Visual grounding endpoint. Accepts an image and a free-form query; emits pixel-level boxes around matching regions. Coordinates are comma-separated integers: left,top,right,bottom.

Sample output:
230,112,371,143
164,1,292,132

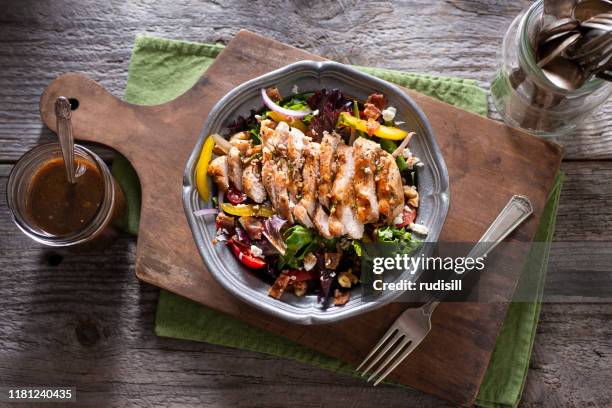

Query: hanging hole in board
68,98,79,111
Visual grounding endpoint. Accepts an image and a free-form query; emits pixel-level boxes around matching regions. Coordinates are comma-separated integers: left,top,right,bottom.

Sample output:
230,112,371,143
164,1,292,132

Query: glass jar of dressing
7,143,125,247
491,0,612,137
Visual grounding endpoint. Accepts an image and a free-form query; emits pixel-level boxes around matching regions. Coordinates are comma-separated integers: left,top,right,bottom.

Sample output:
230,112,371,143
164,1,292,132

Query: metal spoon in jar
573,0,612,23
541,0,579,34
55,96,77,184
537,32,581,68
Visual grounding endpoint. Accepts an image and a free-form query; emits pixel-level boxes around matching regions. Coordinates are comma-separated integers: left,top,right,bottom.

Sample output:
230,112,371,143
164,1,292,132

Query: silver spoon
573,0,612,23
542,56,588,90
538,32,581,68
54,96,77,184
539,18,579,43
542,0,579,34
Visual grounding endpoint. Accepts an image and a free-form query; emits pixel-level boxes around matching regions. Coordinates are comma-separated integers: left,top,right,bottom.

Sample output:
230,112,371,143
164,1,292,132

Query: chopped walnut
268,274,291,299
338,269,359,288
293,281,307,297
266,87,282,102
333,289,351,306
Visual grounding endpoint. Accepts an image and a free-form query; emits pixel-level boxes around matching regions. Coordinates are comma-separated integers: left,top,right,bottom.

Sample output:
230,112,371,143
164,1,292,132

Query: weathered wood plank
1,162,611,407
0,0,609,162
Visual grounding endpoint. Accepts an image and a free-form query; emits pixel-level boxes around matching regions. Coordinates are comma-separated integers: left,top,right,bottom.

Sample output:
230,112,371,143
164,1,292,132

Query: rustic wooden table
1,1,610,407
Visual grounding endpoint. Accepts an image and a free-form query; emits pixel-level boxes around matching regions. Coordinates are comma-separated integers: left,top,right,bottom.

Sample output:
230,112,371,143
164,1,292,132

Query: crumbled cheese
382,106,397,122
394,120,405,125
416,161,425,167
409,223,429,236
402,148,412,159
303,252,317,271
393,214,404,225
291,84,299,94
254,114,262,121
312,109,319,116
364,167,372,174
250,245,264,258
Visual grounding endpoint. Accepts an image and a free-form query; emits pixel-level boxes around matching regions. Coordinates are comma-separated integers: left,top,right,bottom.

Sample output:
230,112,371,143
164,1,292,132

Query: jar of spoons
491,0,612,137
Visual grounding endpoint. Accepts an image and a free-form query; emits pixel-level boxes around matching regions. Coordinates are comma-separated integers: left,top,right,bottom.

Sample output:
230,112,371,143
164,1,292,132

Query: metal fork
356,195,534,386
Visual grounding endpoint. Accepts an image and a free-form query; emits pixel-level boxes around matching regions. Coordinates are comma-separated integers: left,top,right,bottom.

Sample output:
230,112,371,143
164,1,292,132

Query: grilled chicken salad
194,86,428,306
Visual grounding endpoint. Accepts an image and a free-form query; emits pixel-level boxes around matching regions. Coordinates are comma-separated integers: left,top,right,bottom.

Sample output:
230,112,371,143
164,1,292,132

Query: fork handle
422,195,534,315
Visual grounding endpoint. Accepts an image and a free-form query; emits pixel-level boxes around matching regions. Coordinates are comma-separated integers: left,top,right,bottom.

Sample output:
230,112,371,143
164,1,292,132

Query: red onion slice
392,132,416,158
194,208,220,217
260,88,311,118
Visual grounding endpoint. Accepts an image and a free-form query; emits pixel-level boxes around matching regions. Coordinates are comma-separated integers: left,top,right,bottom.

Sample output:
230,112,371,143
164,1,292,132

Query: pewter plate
183,61,450,325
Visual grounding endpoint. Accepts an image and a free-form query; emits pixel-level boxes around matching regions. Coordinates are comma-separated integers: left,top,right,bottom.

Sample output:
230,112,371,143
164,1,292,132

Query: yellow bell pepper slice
338,112,408,140
266,111,308,133
195,136,216,201
221,203,275,217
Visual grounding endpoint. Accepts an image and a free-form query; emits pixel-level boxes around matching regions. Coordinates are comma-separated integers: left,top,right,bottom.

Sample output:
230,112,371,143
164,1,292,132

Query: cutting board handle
40,74,130,152
39,73,216,176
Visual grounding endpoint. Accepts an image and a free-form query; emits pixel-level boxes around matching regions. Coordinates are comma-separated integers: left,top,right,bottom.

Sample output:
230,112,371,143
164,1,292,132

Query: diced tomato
226,187,247,205
398,205,417,227
228,239,266,269
286,269,318,282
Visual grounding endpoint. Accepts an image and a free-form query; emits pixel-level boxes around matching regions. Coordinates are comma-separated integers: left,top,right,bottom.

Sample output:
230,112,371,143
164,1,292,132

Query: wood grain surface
1,1,611,407
36,29,562,407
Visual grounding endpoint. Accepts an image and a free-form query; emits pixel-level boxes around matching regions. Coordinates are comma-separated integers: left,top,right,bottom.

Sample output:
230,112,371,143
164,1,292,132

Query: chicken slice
293,206,314,229
229,131,252,155
227,146,243,191
230,138,251,155
273,158,293,222
261,146,276,205
273,121,291,151
328,144,364,239
299,142,320,217
376,151,405,222
313,204,332,239
287,127,308,204
292,141,319,229
260,119,277,148
353,137,381,223
242,159,267,203
318,131,341,208
207,155,229,192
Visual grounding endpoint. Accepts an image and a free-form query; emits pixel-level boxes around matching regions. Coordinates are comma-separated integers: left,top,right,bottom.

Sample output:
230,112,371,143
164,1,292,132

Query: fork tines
355,324,420,386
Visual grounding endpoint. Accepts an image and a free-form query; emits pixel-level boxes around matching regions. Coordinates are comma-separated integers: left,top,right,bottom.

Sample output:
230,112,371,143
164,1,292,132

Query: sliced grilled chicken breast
228,146,243,191
313,204,332,239
376,151,405,222
274,158,293,222
293,141,320,228
318,131,341,208
242,160,267,203
261,146,276,203
207,155,229,192
287,127,308,204
328,144,364,239
298,142,320,217
230,138,251,155
293,206,315,228
353,137,381,223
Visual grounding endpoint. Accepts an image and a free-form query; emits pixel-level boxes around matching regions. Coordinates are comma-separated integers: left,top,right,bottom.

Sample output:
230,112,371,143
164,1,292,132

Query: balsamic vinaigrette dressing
25,158,104,236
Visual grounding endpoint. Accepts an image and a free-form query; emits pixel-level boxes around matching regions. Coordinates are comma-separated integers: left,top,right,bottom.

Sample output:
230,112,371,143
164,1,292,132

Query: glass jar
491,0,612,137
6,143,125,247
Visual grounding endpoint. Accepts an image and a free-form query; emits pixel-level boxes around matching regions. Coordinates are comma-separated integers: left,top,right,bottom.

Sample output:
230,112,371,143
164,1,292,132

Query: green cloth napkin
115,35,562,408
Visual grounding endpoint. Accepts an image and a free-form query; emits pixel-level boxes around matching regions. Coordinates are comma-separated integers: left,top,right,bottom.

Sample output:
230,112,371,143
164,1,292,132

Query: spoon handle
55,97,76,184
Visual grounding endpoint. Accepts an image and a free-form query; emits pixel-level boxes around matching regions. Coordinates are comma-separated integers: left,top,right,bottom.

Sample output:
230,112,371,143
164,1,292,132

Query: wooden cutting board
39,30,562,406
